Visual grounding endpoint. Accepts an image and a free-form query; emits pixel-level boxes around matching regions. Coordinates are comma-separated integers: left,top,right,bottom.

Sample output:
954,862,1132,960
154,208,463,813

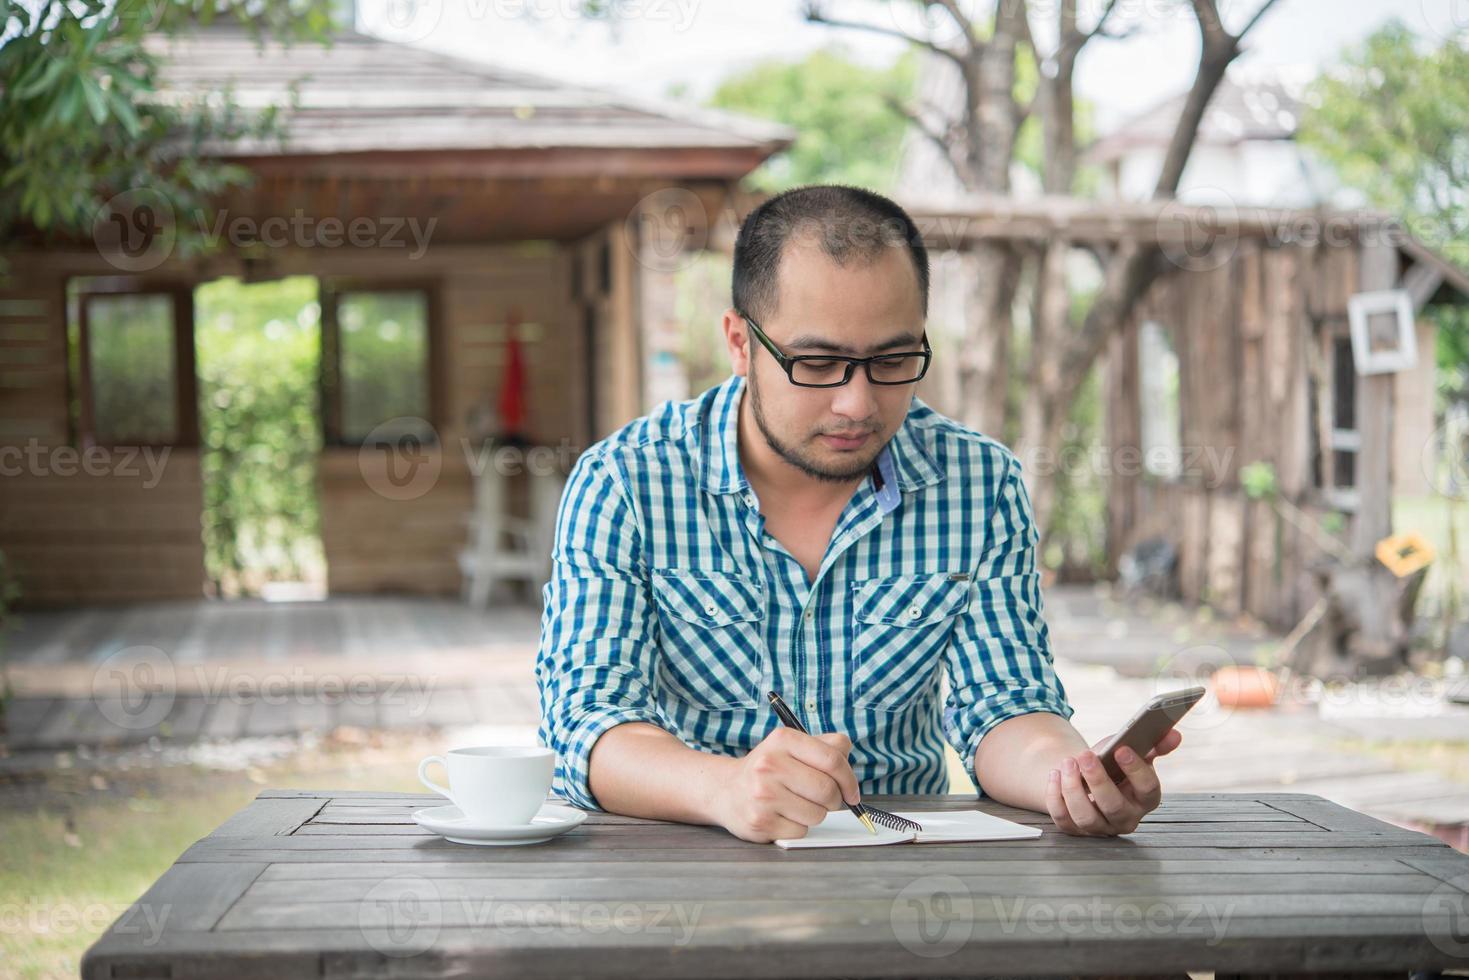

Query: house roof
1085,68,1312,165
147,27,795,167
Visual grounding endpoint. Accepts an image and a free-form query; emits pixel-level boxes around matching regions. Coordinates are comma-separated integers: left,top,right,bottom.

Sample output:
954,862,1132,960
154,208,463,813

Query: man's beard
747,370,879,484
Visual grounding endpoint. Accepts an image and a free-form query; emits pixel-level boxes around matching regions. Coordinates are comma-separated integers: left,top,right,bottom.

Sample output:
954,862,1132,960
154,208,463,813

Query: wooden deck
82,788,1469,978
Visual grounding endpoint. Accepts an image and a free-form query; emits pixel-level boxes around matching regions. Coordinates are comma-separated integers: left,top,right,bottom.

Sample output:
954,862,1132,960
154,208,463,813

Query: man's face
734,234,926,483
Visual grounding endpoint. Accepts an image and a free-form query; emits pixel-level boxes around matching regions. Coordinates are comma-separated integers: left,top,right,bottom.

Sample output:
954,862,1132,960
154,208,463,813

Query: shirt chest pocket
650,569,766,710
849,573,972,710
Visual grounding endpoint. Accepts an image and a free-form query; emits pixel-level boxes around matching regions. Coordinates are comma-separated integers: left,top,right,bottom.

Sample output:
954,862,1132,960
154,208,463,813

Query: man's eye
800,359,840,370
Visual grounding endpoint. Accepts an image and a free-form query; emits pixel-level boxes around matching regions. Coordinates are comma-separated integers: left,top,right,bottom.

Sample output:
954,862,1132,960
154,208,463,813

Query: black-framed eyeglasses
739,312,932,388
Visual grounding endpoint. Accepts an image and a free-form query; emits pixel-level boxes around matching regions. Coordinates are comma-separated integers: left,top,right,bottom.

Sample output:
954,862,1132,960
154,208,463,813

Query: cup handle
418,755,453,802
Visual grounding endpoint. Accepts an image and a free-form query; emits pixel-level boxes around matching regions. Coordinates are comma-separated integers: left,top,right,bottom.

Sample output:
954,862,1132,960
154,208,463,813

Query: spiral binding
860,805,923,833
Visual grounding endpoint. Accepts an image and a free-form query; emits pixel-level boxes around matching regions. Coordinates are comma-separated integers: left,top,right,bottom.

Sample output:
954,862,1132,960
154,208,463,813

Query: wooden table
84,789,1469,979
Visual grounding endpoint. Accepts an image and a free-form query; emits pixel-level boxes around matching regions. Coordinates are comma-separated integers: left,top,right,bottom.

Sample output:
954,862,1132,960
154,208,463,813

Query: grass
0,739,434,980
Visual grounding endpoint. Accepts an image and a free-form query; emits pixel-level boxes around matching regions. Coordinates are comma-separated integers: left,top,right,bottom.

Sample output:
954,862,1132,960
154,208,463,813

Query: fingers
1114,745,1163,811
1059,756,1114,835
1145,728,1183,761
1076,751,1138,830
1045,769,1080,835
780,729,862,806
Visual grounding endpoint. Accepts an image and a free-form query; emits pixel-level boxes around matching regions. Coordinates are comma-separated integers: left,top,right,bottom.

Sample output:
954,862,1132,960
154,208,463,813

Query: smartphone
1095,686,1204,783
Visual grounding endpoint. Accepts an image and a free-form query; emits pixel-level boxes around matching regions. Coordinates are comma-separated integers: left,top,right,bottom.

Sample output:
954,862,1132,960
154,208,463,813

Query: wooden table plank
83,790,1469,980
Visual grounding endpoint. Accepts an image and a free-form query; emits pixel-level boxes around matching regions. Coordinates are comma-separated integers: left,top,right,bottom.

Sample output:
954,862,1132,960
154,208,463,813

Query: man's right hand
711,727,863,843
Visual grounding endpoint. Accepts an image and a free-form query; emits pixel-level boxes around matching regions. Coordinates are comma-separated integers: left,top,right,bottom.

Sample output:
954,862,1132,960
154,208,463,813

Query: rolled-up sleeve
535,449,665,810
942,450,1073,793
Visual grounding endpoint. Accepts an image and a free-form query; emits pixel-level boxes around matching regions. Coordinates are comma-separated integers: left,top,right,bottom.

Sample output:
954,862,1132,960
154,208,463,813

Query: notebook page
773,810,915,849
901,809,1042,843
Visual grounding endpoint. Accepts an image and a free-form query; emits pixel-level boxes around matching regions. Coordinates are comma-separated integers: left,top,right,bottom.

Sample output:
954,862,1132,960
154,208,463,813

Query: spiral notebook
774,808,1042,849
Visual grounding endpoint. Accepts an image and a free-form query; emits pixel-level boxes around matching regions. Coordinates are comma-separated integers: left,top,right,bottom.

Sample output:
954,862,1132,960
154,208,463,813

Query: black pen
766,691,877,835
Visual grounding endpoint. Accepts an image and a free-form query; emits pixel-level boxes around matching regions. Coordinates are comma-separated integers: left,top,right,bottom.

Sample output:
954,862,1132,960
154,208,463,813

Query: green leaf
81,77,108,125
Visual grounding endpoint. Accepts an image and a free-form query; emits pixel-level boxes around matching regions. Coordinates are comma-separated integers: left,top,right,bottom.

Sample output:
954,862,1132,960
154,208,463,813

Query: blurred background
1,0,1467,974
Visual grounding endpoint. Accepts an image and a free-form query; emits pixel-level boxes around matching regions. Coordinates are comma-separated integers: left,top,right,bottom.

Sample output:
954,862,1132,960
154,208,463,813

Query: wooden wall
1103,238,1422,631
0,235,612,604
0,258,207,603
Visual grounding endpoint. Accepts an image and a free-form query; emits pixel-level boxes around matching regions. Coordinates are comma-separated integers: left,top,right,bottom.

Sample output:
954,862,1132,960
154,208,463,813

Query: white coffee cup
418,746,555,826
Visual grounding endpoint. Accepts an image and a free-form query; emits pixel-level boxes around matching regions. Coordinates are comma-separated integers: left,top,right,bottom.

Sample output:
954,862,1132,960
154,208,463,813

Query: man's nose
830,368,879,422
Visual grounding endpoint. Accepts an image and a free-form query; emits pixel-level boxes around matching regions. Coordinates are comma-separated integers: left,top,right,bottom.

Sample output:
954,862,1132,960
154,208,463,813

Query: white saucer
412,803,588,845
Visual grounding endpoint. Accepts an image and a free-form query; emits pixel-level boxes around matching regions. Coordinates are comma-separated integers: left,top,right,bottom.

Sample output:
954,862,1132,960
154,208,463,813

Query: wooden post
1352,238,1396,552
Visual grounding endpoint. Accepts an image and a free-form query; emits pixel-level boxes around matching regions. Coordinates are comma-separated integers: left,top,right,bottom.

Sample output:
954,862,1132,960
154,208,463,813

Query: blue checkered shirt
535,374,1072,809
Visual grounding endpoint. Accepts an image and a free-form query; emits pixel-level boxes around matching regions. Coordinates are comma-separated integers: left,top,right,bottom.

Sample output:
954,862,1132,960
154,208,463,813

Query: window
1308,319,1359,509
321,285,437,446
1138,320,1182,480
75,286,198,447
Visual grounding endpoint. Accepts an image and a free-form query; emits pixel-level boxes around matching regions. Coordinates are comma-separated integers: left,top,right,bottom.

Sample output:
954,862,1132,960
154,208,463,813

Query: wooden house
0,27,791,605
897,197,1468,634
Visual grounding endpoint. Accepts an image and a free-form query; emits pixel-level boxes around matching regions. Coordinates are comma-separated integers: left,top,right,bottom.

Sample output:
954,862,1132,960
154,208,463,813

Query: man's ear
722,309,750,378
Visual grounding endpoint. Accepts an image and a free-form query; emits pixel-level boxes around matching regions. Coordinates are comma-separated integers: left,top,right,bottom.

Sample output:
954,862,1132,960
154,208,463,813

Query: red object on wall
499,308,528,439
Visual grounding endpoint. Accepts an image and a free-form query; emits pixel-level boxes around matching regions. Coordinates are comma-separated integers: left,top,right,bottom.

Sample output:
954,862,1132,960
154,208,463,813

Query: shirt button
805,698,817,712
705,603,718,616
803,609,813,621
743,493,756,507
907,605,922,619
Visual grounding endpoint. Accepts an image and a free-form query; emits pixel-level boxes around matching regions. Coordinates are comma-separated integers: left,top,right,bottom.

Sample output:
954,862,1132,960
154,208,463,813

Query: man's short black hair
731,184,929,325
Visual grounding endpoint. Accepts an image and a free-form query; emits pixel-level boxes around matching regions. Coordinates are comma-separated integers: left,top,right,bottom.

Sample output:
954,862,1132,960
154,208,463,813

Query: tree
1298,21,1469,414
804,0,1281,538
708,45,918,193
0,0,335,253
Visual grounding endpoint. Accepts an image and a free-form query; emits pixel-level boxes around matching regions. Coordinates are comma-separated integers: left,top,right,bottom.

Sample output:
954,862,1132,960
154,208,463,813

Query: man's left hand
1044,729,1183,836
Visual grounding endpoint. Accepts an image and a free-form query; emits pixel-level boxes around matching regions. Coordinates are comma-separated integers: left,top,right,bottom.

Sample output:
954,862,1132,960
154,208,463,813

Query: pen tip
861,813,877,834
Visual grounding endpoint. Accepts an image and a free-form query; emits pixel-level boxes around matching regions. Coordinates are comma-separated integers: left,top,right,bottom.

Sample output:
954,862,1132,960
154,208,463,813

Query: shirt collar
698,374,943,497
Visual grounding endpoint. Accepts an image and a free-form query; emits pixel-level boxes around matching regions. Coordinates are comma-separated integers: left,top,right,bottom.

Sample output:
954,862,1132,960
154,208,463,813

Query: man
536,184,1180,843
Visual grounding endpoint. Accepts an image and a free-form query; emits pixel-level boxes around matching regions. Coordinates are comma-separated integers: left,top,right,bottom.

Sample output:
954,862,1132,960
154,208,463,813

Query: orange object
1212,665,1279,708
1375,531,1435,578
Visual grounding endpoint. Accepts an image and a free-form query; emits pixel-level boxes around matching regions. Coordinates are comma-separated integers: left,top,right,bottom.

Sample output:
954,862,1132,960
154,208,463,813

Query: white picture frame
1347,289,1417,375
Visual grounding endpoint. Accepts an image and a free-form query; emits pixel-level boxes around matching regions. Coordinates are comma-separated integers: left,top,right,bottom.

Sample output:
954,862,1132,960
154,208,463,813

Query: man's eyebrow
785,332,924,355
